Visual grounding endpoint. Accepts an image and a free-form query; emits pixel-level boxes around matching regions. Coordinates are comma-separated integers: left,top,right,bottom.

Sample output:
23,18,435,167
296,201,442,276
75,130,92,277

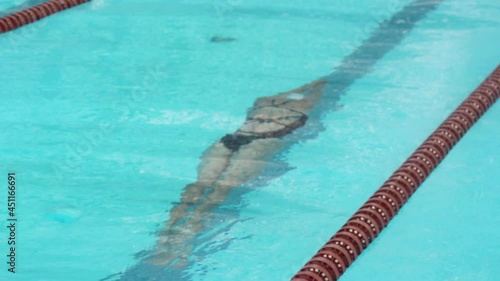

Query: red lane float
0,0,90,34
291,65,500,281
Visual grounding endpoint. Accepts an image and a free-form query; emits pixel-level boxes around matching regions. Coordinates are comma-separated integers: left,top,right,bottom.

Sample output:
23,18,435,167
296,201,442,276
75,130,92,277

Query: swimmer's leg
149,139,283,267
167,141,232,228
183,138,284,228
145,142,233,267
197,141,234,186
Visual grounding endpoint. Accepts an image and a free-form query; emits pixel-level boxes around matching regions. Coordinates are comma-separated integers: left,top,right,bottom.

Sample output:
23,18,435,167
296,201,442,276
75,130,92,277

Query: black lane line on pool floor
317,0,444,114
109,1,444,281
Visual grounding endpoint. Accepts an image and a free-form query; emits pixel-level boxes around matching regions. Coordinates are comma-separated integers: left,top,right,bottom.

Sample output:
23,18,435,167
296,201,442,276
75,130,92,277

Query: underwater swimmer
144,78,328,267
112,1,445,278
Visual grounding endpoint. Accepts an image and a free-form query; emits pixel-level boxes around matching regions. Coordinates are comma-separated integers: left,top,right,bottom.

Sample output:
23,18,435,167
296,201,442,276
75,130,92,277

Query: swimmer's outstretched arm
147,78,328,267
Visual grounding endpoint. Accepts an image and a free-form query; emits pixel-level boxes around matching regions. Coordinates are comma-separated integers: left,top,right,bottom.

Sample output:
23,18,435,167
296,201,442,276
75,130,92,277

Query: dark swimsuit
221,101,308,151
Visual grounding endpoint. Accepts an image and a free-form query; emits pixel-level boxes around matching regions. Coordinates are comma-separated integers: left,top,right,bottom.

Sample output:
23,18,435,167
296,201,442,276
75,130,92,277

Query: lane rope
0,0,91,34
291,65,500,281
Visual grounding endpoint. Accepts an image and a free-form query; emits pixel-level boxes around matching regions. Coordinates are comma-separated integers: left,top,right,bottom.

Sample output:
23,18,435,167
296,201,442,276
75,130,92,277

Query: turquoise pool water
0,0,499,280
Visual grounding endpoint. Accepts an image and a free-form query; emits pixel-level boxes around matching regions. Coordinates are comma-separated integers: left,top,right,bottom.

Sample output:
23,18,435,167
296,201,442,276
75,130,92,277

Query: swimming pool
0,0,499,280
